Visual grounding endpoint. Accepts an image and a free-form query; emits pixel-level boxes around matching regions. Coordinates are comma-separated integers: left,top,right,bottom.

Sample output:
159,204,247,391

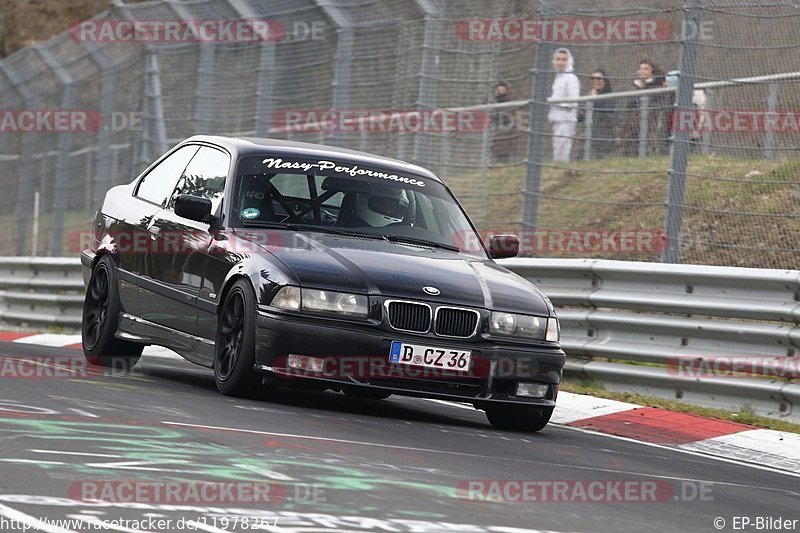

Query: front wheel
214,279,263,397
485,405,553,432
82,255,143,370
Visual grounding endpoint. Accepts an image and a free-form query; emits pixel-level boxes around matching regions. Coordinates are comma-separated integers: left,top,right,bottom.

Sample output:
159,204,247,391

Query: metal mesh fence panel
0,0,797,268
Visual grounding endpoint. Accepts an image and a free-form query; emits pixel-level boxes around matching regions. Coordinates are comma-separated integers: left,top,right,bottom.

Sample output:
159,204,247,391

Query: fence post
34,45,76,257
522,0,556,231
315,1,352,146
413,1,443,166
194,44,217,134
764,82,779,160
637,95,650,158
582,101,594,161
0,63,37,256
81,40,117,209
254,43,277,136
662,0,702,264
144,47,168,165
701,89,712,156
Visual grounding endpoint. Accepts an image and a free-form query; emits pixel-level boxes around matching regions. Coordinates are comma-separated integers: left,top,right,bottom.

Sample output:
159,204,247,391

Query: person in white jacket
547,47,580,163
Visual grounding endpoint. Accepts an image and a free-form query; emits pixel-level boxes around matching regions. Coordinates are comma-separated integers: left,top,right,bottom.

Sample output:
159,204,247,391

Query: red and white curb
551,392,800,474
2,331,799,474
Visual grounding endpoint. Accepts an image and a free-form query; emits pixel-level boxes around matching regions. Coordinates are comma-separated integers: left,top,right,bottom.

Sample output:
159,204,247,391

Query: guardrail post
582,101,594,161
522,0,556,230
662,0,701,263
764,82,779,160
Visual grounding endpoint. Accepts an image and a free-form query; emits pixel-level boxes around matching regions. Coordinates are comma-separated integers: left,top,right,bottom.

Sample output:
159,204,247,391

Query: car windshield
232,154,486,257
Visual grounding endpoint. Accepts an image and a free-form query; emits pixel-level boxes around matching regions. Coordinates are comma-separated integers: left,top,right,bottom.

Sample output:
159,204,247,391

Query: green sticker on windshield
241,207,260,219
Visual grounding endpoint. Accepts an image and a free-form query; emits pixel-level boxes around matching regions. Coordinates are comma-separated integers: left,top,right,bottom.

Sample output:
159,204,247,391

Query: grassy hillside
446,155,800,269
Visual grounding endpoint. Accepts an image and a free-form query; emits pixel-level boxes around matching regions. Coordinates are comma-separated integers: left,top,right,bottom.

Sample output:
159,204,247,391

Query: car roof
183,135,442,183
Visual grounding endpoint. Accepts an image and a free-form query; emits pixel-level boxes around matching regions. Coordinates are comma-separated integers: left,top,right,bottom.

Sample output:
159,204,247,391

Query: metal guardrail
2,257,799,422
501,258,800,423
0,257,83,328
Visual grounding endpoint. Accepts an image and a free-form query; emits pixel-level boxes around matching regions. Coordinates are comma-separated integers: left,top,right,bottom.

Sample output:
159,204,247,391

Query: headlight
489,312,545,339
546,317,560,342
270,286,368,318
271,286,301,310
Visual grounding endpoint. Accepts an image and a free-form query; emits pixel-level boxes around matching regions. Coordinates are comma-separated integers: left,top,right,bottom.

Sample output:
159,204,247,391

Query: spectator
665,70,708,149
617,59,670,156
547,48,580,165
579,69,615,159
489,81,519,164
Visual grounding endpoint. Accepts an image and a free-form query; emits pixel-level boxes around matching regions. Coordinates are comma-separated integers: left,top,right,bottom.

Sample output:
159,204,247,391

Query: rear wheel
485,405,553,432
214,279,263,397
82,255,143,370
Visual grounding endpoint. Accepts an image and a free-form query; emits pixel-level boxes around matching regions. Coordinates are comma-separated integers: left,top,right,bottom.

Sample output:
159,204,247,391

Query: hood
553,47,575,73
236,229,552,317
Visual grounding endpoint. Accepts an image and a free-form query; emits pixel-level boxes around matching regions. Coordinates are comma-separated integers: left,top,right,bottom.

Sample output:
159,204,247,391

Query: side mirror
174,194,213,223
489,234,520,259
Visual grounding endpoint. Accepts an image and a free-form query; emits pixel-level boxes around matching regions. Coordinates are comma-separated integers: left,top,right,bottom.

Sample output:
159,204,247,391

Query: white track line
0,502,78,533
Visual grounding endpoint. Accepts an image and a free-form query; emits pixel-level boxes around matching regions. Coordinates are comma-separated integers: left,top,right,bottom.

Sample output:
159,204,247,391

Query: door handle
148,225,160,240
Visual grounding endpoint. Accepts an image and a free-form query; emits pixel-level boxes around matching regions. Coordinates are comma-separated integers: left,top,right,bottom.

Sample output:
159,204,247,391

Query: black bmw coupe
81,136,565,431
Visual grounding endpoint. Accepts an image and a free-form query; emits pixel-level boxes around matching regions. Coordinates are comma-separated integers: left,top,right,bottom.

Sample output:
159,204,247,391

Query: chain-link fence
0,0,798,268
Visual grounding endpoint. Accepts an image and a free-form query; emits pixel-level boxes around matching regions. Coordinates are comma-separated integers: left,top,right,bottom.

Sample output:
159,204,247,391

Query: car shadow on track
136,359,490,430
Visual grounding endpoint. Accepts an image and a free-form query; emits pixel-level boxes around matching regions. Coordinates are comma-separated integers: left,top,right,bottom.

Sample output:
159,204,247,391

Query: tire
485,405,553,432
82,255,143,370
343,387,392,400
214,279,263,397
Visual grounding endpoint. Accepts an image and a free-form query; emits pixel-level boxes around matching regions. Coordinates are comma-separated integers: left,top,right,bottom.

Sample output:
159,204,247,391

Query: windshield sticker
240,207,261,219
261,158,426,187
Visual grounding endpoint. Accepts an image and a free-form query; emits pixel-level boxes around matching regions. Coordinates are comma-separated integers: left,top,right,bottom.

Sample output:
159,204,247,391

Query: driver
352,188,409,227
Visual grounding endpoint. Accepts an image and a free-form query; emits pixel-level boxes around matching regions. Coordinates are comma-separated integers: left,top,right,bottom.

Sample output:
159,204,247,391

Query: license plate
389,341,471,371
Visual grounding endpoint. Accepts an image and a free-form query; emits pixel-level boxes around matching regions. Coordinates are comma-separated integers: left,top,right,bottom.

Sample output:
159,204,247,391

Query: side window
168,146,230,213
135,145,199,205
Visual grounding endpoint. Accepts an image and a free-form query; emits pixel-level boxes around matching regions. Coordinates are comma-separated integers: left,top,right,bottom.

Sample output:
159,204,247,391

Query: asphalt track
0,340,798,533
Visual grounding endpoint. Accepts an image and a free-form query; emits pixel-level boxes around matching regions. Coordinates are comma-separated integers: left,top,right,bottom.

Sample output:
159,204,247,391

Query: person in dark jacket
489,82,521,164
580,69,615,159
617,60,669,156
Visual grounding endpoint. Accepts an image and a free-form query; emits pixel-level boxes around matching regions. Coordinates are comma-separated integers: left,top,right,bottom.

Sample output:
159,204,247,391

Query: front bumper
253,309,565,409
80,249,95,288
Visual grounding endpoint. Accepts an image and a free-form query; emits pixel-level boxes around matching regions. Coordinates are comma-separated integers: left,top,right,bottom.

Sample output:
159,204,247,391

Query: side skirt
116,313,215,368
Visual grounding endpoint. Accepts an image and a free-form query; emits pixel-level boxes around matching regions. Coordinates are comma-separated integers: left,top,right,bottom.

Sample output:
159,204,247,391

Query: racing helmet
354,188,409,226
